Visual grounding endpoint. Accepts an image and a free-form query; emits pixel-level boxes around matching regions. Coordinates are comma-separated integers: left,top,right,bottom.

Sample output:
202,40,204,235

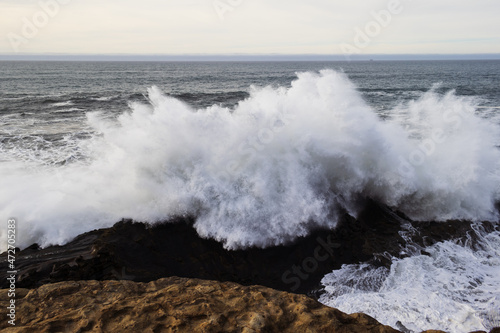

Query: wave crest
1,70,499,250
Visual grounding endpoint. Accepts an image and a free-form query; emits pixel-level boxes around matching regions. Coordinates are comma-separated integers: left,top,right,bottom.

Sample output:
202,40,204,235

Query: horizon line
1,53,500,61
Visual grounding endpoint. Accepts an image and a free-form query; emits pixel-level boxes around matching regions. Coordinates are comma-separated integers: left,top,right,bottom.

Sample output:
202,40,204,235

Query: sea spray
319,224,500,332
1,70,500,250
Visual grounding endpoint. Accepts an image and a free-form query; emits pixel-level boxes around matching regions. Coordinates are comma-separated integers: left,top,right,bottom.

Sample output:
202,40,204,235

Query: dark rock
396,320,412,333
1,200,496,296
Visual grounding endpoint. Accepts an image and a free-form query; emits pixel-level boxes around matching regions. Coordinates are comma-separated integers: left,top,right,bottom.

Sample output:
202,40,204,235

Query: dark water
2,60,499,110
1,60,499,154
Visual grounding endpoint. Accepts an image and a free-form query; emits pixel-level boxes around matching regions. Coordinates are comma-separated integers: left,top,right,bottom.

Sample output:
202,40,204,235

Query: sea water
1,60,499,331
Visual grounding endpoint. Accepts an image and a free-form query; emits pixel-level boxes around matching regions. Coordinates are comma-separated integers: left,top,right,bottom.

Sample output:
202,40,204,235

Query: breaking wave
1,70,500,250
319,224,500,332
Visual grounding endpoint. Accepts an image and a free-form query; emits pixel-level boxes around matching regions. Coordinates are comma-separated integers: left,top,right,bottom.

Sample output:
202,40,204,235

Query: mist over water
1,69,500,250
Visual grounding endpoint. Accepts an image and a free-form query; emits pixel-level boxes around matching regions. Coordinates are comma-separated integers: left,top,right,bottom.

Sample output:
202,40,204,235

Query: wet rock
1,200,496,296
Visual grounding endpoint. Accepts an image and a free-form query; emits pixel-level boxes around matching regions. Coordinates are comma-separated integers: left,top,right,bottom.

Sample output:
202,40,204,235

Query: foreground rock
0,277,399,333
2,201,494,296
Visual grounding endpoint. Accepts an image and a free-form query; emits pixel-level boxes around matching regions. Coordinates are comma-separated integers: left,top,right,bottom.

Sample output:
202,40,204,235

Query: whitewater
1,69,500,331
320,222,500,332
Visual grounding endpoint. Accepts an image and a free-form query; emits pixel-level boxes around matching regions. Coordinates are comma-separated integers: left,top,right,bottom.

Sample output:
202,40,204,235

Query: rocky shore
2,201,495,294
1,201,498,332
0,277,401,333
1,277,498,333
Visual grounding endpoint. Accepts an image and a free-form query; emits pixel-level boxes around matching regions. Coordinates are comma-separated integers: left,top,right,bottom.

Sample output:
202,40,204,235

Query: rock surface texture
0,277,400,333
1,277,498,333
2,201,495,296
1,201,498,332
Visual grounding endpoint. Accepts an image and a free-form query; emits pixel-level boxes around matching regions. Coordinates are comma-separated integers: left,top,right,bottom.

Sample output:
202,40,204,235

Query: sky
1,0,500,57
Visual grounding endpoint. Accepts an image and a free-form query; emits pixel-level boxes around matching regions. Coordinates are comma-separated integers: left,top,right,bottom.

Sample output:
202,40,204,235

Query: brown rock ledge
0,277,399,333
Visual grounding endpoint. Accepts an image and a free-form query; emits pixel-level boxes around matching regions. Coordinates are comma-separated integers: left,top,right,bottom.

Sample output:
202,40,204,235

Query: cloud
1,0,499,54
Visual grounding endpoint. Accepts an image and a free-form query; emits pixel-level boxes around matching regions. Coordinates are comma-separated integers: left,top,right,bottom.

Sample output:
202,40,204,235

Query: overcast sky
1,0,499,56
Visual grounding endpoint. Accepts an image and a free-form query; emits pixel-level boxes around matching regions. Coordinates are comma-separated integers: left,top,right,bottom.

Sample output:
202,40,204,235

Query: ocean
1,60,500,332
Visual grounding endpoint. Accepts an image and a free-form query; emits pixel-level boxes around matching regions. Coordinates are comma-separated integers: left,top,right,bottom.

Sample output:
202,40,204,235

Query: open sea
1,60,500,332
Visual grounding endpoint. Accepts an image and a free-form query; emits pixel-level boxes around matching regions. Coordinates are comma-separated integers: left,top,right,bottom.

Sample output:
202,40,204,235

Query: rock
0,277,400,333
1,200,495,296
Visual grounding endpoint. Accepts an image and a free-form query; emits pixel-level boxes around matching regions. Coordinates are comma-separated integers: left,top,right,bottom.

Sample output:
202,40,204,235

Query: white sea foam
51,101,74,107
319,224,500,332
1,70,500,251
51,107,84,113
92,96,115,101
